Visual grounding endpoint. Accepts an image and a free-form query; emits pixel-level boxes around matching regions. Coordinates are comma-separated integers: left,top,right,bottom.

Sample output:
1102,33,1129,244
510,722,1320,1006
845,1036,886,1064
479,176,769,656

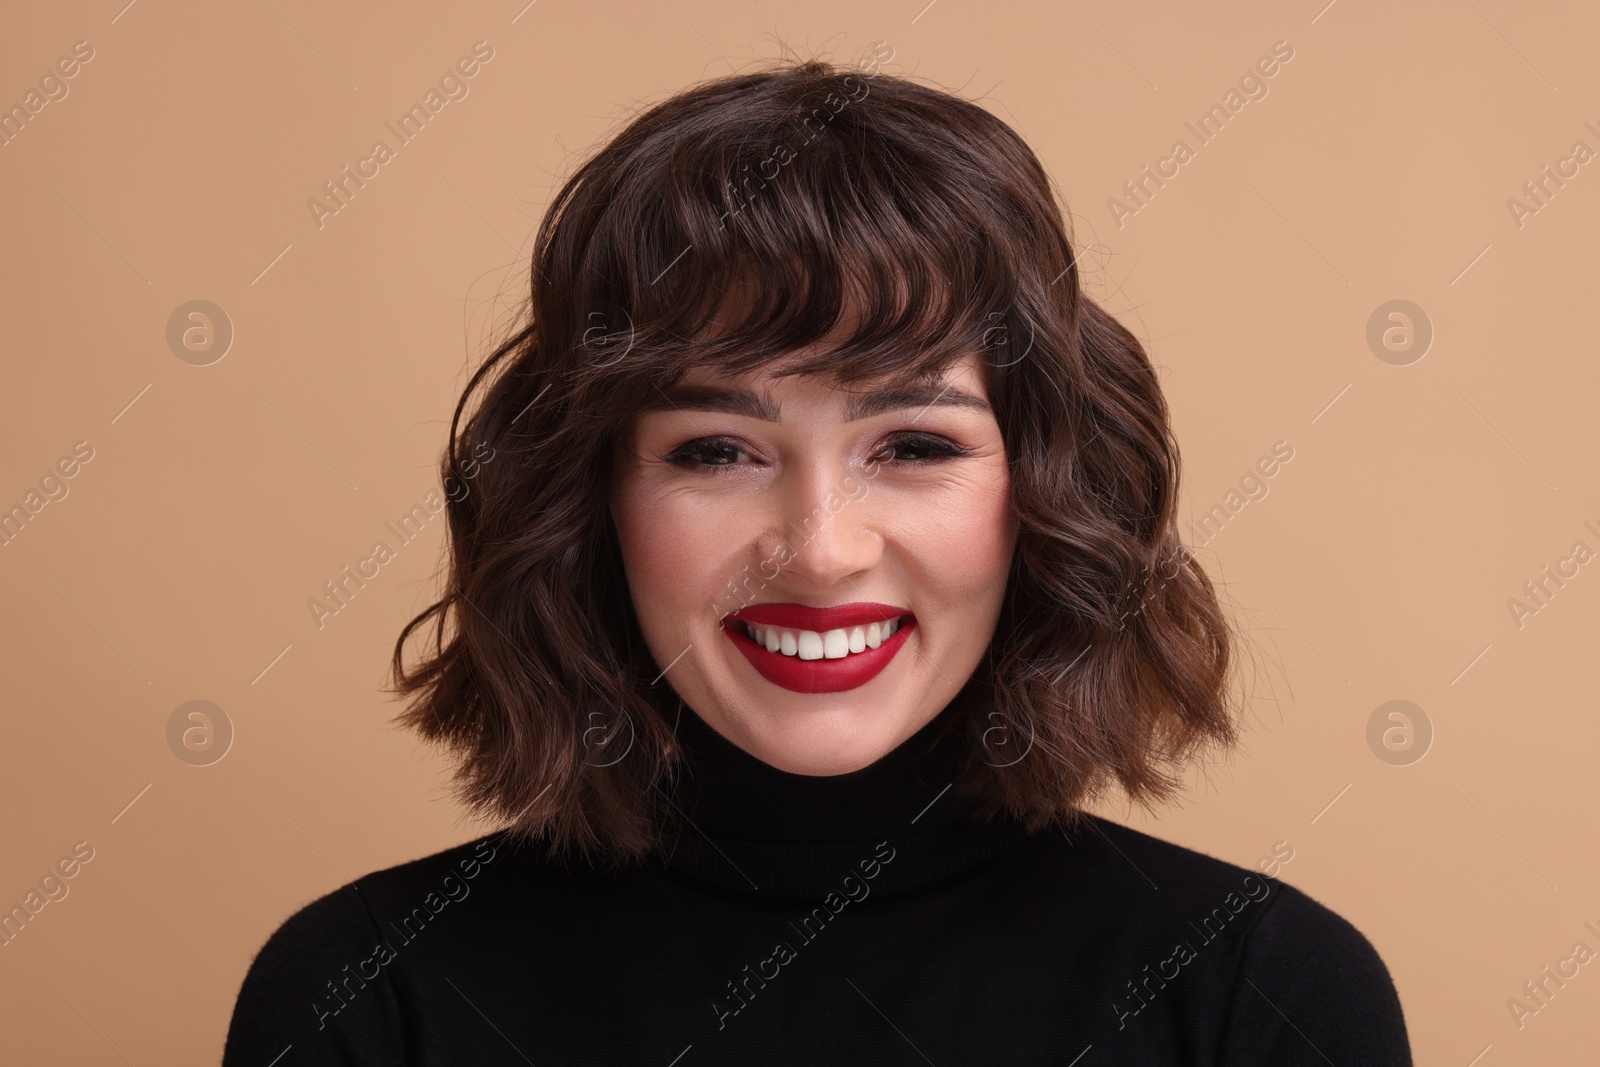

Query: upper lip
725,601,911,632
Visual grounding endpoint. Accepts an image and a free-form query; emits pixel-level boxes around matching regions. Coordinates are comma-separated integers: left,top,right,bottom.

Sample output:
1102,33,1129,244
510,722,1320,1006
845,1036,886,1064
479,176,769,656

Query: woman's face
609,351,1017,775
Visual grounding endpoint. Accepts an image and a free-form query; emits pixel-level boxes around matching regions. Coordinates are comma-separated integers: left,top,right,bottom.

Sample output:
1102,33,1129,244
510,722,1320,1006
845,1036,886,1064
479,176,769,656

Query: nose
759,457,881,589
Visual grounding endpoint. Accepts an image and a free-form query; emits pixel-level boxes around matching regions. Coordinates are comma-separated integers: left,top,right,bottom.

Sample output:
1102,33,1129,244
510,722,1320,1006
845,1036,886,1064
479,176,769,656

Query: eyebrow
643,381,992,423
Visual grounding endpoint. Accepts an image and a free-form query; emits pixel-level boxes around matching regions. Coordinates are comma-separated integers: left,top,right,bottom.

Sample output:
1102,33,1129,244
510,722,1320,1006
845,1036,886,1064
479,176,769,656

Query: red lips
721,602,916,694
725,601,909,631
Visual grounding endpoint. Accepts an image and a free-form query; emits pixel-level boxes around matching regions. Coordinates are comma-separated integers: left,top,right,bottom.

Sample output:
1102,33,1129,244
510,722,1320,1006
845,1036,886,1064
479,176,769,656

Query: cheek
613,479,752,621
894,468,1015,603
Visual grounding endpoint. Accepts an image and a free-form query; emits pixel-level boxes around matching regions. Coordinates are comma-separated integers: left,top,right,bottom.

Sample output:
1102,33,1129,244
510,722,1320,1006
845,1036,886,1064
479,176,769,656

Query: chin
733,704,917,777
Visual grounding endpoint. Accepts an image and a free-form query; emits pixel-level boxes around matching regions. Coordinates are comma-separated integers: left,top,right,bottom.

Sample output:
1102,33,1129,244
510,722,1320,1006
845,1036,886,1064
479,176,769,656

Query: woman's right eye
661,437,751,471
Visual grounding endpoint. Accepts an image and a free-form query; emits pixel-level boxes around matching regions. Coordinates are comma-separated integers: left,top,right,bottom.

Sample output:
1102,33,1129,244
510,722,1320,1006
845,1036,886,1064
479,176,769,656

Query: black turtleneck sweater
223,704,1413,1065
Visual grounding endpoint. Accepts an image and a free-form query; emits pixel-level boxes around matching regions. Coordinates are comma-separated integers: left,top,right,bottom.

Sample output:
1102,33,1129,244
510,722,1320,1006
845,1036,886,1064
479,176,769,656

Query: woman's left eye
871,433,971,465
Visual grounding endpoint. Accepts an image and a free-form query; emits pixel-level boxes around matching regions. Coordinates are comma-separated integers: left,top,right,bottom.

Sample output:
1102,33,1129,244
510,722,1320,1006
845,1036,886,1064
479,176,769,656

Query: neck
653,698,1034,899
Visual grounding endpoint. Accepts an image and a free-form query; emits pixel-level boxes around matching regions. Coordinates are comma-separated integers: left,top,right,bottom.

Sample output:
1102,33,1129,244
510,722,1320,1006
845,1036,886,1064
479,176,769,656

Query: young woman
224,55,1412,1065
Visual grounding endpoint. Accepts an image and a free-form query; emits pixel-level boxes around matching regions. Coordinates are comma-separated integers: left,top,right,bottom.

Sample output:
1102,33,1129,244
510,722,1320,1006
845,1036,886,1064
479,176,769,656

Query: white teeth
741,618,907,659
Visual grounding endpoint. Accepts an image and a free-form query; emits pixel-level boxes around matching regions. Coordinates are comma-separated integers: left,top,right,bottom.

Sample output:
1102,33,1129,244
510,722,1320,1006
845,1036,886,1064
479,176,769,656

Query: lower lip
723,617,917,694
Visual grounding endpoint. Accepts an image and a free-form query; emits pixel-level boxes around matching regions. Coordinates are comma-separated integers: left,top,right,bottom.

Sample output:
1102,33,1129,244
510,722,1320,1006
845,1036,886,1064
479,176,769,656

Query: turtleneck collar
652,699,1035,900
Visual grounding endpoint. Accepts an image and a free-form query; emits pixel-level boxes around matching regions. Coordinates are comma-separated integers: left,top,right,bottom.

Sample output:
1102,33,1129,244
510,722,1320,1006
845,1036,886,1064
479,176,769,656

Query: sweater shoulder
222,833,508,1065
223,878,396,1064
330,832,508,914
251,833,506,944
1218,880,1413,1063
1056,819,1411,1060
1069,818,1399,974
1063,815,1279,906
1245,878,1399,975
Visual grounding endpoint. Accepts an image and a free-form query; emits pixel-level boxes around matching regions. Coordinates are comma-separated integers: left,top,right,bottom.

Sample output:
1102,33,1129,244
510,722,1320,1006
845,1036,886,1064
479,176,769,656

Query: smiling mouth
721,608,917,694
735,615,911,660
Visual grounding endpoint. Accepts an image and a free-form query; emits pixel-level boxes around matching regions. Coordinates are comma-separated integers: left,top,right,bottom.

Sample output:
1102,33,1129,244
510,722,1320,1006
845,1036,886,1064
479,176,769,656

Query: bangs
555,61,1056,393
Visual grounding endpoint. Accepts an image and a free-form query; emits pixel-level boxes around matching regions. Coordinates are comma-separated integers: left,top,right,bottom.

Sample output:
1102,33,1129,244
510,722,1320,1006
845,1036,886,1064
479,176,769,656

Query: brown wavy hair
389,52,1243,865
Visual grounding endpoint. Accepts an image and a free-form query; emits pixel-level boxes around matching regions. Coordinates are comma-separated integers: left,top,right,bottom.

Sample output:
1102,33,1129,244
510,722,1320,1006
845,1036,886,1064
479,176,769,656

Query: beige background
2,0,1596,1062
